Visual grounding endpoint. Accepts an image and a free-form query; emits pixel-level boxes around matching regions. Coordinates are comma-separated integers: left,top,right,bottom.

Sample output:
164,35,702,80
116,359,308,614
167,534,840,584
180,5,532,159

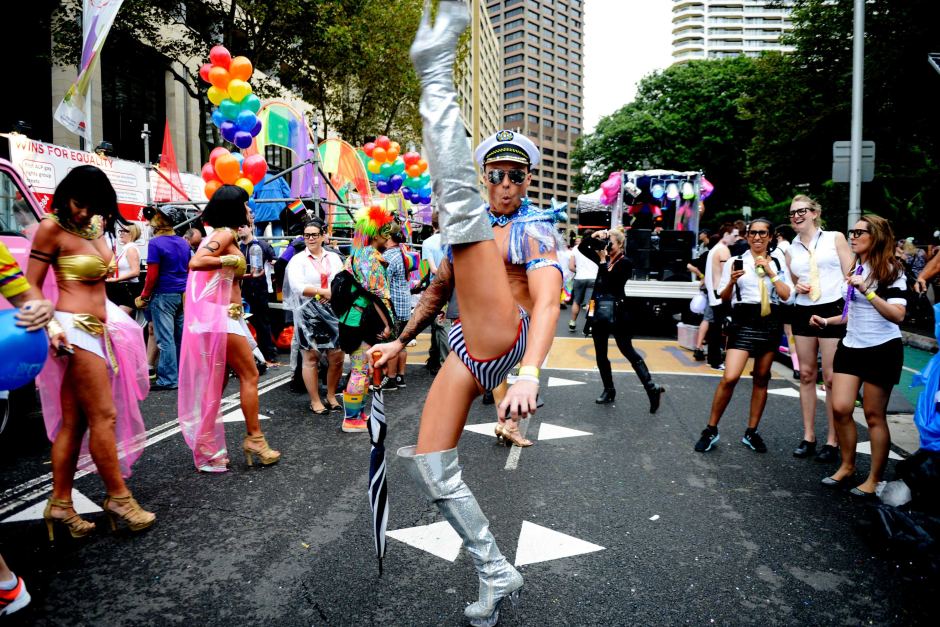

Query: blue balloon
211,109,225,129
232,152,245,166
236,110,257,132
419,194,431,205
0,310,48,390
376,181,391,194
402,188,413,200
221,121,237,142
234,131,253,149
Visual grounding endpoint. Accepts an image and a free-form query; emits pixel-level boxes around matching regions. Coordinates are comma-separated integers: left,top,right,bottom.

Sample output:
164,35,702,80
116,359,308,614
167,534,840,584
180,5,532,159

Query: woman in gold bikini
27,165,155,540
178,185,280,472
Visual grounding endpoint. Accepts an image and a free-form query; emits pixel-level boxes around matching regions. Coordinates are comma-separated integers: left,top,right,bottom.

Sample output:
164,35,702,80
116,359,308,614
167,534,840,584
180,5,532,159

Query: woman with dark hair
695,218,793,454
811,214,907,497
178,185,280,472
27,165,155,539
580,227,665,411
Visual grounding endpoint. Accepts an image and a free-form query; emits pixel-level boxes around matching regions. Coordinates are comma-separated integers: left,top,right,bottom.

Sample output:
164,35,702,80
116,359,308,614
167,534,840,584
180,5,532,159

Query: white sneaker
407,339,417,347
0,575,30,616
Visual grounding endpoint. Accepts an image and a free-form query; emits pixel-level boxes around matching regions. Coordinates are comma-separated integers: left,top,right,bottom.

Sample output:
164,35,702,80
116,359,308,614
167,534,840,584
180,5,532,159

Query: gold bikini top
54,254,116,282
232,255,247,279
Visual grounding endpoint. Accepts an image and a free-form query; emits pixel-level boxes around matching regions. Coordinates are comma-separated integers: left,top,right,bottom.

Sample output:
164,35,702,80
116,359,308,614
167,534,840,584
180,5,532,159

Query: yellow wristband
865,291,876,301
518,365,540,378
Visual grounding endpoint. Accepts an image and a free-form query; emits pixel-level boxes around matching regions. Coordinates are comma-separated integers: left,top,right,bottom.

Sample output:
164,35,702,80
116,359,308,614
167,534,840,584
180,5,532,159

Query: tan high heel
243,434,281,466
494,421,533,448
102,493,156,532
43,498,96,542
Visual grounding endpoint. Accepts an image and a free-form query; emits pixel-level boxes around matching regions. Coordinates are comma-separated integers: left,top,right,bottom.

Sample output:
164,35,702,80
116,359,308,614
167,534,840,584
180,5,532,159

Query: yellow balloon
227,79,252,103
207,86,228,106
367,159,381,174
234,177,254,196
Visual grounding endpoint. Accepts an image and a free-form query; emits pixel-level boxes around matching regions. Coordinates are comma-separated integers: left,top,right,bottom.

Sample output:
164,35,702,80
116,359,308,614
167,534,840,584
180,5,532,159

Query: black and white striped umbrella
367,355,388,574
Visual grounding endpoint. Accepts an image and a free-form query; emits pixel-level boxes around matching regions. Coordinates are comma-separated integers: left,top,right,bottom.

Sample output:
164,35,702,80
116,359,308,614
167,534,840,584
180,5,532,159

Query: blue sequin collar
488,197,532,227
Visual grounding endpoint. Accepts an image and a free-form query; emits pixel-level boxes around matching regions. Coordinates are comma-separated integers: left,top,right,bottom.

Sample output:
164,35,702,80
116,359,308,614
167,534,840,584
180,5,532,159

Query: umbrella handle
371,351,383,387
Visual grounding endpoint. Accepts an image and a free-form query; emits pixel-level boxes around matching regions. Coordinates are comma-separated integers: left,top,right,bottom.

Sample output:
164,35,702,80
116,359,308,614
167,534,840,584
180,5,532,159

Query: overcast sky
582,0,674,134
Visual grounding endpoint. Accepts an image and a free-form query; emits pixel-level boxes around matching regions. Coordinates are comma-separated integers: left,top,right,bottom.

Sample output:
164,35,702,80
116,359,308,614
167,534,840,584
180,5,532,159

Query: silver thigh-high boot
398,445,522,626
410,0,493,247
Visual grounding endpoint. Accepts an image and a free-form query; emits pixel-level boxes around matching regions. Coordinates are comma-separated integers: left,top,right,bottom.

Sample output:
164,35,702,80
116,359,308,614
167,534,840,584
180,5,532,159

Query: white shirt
788,229,845,306
116,242,139,283
572,247,598,281
719,249,792,308
775,239,790,256
704,242,729,306
842,262,906,348
285,248,344,305
557,248,574,282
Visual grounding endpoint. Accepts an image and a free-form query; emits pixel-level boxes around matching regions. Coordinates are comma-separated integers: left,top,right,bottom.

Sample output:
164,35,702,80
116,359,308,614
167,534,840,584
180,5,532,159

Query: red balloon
363,142,376,157
209,45,231,69
402,151,420,166
242,154,268,185
199,63,213,83
375,135,391,150
201,162,219,183
209,146,229,167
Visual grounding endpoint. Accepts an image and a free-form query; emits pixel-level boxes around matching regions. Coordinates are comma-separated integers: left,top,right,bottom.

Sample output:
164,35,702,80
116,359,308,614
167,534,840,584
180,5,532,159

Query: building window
505,78,523,88
528,115,539,124
505,89,524,99
527,56,539,67
543,158,554,167
543,39,554,50
527,67,540,77
504,18,523,29
506,53,523,65
557,151,568,159
543,148,554,156
505,113,524,124
506,101,524,110
505,7,524,19
528,80,539,89
556,172,568,180
505,30,524,42
527,90,539,100
542,84,553,94
543,119,554,127
528,102,539,111
527,32,540,44
543,96,554,106
505,66,523,76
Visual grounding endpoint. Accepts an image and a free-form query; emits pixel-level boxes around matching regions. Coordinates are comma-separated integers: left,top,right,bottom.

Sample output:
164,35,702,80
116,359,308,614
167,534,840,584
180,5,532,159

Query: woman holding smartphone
695,218,792,454
811,215,906,497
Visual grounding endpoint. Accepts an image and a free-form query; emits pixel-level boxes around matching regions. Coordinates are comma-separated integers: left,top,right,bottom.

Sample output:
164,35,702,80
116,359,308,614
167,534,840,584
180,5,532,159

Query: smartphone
732,259,744,272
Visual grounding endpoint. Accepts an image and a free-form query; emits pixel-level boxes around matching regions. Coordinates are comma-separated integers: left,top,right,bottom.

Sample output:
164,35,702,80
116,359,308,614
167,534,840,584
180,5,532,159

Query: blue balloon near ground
211,110,225,129
0,310,48,391
234,131,253,149
221,121,237,142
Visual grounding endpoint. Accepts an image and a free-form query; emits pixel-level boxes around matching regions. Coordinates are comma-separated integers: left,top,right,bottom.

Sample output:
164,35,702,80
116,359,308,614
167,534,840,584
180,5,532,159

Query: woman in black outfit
581,228,665,412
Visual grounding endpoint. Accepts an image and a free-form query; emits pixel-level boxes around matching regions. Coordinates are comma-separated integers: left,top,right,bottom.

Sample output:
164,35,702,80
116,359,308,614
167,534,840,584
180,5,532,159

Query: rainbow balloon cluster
200,45,262,150
201,146,267,198
363,137,431,203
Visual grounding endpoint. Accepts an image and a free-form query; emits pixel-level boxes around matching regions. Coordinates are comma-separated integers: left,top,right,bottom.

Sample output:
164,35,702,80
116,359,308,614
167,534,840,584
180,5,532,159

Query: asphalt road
0,319,935,626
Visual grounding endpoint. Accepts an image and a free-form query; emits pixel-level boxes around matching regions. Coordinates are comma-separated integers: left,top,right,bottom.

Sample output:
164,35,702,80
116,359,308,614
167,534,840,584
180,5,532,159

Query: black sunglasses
848,229,870,238
486,168,527,186
747,229,770,237
788,207,811,217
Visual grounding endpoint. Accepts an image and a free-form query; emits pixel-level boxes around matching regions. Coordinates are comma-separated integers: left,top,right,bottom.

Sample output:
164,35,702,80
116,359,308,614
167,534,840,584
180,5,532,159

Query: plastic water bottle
249,244,262,274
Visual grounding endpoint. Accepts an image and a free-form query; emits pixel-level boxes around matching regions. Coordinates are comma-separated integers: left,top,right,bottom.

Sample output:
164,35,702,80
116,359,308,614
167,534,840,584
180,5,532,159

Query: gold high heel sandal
102,493,156,532
243,434,281,466
43,498,96,542
494,422,533,448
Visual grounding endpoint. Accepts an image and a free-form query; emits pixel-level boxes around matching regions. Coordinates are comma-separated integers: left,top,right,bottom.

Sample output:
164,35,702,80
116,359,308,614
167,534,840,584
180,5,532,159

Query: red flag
154,119,188,202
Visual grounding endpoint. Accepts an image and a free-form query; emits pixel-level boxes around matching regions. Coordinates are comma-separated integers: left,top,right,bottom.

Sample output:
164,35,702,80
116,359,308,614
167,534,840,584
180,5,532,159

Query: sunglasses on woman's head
848,229,870,238
486,168,527,186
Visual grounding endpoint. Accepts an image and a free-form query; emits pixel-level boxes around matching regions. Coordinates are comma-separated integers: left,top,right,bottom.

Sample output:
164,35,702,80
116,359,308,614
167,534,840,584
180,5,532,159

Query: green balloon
219,99,240,120
242,94,261,114
418,172,431,187
380,162,394,177
391,158,406,175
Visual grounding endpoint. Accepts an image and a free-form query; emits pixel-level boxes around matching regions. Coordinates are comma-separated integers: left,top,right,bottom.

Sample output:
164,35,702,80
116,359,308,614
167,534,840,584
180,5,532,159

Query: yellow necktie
808,249,821,302
756,258,771,317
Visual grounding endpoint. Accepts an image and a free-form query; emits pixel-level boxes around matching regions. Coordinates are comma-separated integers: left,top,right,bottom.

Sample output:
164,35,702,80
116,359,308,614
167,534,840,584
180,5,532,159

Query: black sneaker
693,348,706,362
694,427,719,452
793,439,816,458
814,444,839,463
379,376,398,391
394,375,406,388
742,429,767,453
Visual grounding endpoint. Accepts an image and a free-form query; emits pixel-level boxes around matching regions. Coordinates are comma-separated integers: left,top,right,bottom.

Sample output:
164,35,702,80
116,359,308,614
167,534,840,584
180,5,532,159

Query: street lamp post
847,0,865,229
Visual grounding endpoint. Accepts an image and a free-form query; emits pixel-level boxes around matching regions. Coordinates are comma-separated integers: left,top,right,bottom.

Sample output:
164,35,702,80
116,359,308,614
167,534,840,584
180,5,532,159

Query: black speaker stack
627,229,694,281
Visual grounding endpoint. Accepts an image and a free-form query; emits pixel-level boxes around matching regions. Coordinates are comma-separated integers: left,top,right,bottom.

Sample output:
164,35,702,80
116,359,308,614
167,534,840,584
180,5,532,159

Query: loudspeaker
627,229,651,252
659,230,695,254
577,211,611,230
630,249,650,270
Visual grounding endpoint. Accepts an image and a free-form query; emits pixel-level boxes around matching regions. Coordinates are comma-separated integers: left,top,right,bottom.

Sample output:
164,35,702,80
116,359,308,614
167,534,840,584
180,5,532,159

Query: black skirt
726,304,782,356
791,299,847,339
833,338,903,389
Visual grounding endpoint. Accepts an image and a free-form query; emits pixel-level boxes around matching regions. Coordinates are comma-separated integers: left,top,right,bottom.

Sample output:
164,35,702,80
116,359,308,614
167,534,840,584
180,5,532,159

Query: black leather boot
634,361,665,413
595,388,616,404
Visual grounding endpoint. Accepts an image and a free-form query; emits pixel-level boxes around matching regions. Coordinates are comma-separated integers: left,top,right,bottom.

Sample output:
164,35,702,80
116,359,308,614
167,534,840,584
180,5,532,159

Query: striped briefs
448,306,529,391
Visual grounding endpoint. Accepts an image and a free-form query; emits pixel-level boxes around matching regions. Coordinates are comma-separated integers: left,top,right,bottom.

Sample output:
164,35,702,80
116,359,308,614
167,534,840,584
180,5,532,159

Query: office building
672,0,795,65
457,1,502,149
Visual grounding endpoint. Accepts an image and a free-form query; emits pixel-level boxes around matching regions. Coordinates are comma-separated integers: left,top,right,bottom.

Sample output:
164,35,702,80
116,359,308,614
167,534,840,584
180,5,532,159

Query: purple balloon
402,188,413,200
234,131,253,149
376,181,391,194
221,120,237,142
389,175,404,191
251,118,262,137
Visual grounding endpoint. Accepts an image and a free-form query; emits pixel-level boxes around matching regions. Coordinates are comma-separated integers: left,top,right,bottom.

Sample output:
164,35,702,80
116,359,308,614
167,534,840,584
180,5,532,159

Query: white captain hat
474,130,540,169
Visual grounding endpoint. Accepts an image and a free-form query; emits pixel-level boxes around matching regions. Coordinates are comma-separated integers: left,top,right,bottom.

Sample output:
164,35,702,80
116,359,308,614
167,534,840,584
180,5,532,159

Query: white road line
503,419,531,471
0,371,293,515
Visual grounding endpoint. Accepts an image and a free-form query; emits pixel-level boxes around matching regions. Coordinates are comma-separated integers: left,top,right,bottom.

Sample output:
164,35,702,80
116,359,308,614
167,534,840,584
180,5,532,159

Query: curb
902,329,937,353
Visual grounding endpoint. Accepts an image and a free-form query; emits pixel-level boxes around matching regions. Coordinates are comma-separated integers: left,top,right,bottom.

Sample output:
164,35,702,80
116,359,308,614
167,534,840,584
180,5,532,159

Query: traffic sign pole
848,0,865,229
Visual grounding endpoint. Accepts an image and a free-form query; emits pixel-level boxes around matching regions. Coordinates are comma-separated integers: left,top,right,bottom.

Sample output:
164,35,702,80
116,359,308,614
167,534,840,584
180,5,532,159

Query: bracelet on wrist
513,374,540,385
518,365,540,378
46,319,65,337
865,291,876,301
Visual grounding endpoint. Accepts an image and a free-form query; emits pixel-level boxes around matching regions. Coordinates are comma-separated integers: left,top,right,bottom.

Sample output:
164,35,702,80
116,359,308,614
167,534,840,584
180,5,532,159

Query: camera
584,236,606,251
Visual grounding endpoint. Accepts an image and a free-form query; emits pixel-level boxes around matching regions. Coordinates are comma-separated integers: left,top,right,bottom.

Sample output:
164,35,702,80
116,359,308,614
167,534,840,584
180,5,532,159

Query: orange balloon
229,56,253,82
372,147,387,162
214,154,240,184
386,146,400,162
205,180,222,198
234,177,255,196
417,158,428,173
406,164,421,178
390,141,401,154
208,66,231,90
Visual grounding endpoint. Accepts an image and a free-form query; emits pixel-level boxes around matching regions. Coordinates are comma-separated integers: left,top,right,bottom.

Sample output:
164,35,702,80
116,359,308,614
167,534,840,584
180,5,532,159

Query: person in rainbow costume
371,2,564,624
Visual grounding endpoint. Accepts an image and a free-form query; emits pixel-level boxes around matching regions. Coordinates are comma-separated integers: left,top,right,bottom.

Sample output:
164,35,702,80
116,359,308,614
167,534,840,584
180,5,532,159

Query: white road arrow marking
387,521,463,562
856,440,903,460
536,423,592,441
514,521,605,567
546,376,586,388
221,409,271,423
464,422,499,438
1,489,102,524
768,387,825,400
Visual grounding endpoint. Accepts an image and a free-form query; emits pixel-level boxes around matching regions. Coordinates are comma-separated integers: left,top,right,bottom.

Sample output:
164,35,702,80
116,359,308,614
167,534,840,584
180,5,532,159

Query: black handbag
593,297,616,324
